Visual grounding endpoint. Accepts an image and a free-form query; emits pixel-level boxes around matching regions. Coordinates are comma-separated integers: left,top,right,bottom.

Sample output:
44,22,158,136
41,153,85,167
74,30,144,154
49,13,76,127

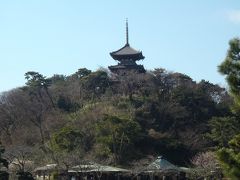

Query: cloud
227,10,240,24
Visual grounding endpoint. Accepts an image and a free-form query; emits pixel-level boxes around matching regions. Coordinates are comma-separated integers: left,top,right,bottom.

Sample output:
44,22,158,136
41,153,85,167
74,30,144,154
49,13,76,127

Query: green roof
147,156,181,172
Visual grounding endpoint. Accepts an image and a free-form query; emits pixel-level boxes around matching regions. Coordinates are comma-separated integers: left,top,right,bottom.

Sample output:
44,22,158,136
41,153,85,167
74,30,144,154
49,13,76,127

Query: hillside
0,68,233,168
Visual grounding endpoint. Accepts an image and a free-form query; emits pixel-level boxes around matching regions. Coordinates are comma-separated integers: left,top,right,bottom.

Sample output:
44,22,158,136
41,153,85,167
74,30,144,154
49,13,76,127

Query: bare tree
0,90,26,145
190,151,222,179
115,71,153,101
4,145,34,174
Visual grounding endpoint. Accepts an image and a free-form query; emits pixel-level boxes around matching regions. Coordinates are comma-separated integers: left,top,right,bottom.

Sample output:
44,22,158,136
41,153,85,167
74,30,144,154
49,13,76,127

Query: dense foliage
217,135,240,179
0,66,233,170
217,38,240,179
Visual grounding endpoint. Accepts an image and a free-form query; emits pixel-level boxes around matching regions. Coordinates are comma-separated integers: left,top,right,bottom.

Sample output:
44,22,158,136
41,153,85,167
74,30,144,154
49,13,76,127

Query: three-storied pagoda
109,20,145,75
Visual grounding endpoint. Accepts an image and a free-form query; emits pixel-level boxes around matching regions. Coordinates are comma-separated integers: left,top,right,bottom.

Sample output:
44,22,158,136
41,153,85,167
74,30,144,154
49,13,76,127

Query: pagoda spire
109,19,145,74
126,18,129,45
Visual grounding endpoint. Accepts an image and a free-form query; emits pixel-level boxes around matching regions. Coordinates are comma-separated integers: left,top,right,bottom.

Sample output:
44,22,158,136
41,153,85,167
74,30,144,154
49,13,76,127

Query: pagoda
108,20,145,74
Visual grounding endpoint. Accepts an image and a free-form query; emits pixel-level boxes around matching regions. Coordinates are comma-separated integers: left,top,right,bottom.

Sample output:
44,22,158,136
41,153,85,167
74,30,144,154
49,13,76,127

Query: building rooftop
110,44,144,61
110,19,145,61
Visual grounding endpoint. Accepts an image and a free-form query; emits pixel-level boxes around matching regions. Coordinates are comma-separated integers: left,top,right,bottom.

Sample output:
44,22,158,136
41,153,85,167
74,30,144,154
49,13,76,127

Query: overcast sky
0,0,240,92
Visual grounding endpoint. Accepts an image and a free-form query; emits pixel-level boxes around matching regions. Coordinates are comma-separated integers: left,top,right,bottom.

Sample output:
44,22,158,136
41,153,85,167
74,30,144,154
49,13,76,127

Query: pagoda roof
110,44,145,61
110,19,145,61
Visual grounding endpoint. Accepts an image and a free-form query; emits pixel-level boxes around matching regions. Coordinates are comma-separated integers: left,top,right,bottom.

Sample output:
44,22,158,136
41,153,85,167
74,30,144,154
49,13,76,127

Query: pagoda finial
126,18,129,45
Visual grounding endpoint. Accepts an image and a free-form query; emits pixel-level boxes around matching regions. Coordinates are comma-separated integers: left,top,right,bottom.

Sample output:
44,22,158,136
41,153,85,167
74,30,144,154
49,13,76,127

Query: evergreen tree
218,38,240,178
207,116,240,147
217,134,240,179
96,115,141,164
218,38,240,112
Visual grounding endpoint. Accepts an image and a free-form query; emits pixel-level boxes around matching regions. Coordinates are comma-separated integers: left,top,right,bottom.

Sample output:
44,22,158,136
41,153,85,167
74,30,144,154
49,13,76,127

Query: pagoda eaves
110,44,145,61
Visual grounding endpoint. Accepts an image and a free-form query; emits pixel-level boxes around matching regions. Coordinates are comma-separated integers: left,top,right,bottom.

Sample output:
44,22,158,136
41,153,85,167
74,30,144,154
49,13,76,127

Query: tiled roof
110,44,144,61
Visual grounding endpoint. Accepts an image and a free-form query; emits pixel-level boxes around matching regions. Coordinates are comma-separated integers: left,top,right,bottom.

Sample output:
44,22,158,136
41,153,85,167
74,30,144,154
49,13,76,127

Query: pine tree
218,38,240,179
218,38,240,112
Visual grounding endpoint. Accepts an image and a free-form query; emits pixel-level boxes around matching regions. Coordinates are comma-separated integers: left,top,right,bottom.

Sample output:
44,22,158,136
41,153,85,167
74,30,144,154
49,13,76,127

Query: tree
190,151,222,179
74,68,92,79
24,71,54,108
48,74,66,85
22,72,57,150
207,116,240,147
5,146,33,173
57,95,79,112
49,126,89,173
81,70,110,99
5,145,34,180
25,71,50,87
0,142,9,180
217,134,240,179
218,38,240,112
52,126,83,153
217,38,240,179
0,90,23,145
96,115,141,164
116,72,152,101
172,86,216,123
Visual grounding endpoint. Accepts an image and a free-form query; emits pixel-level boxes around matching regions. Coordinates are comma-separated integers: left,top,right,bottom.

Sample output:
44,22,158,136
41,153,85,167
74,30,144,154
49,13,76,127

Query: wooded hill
0,67,236,168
